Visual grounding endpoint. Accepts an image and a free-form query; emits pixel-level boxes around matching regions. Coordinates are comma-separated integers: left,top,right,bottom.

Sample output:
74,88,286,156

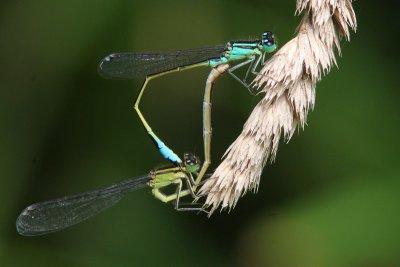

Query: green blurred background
1,1,399,266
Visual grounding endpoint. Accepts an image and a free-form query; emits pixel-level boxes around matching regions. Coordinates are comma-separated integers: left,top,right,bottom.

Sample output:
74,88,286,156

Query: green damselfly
16,153,202,236
98,31,277,192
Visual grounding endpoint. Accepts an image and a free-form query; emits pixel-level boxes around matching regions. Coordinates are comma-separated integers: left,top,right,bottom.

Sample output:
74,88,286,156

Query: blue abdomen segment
149,132,182,165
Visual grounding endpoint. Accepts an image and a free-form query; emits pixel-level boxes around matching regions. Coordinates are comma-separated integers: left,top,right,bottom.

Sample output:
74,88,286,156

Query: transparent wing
16,175,150,236
98,45,227,79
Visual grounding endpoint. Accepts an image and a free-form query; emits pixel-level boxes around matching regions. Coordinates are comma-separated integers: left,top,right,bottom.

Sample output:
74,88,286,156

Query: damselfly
16,153,202,236
98,31,277,191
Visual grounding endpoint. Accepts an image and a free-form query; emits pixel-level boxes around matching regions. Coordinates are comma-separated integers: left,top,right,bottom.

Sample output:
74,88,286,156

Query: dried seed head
199,0,357,215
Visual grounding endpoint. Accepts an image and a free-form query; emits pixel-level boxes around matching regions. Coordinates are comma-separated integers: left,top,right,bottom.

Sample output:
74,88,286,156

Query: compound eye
184,153,196,165
262,31,275,45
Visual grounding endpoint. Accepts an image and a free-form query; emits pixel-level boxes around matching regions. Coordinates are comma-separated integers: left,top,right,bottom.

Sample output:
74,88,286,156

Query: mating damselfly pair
16,32,277,236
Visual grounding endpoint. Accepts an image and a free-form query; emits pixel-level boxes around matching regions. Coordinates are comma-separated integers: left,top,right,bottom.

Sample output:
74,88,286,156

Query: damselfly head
183,152,201,173
262,31,277,53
